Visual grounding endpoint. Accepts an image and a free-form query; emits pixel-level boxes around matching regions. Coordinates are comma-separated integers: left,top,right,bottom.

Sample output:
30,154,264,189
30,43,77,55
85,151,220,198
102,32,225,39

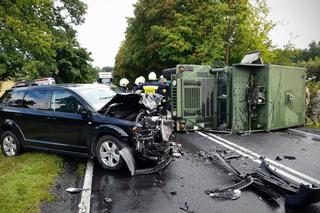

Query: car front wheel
95,135,126,170
1,131,22,157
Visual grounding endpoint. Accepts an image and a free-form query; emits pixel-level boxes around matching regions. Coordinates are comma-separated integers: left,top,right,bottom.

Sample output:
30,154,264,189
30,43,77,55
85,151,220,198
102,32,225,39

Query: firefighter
132,76,145,92
158,75,170,107
136,72,161,94
119,78,129,92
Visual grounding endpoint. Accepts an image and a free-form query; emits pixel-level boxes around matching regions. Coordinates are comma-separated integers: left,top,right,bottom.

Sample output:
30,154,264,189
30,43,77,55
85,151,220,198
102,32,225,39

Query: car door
19,89,53,147
48,89,90,153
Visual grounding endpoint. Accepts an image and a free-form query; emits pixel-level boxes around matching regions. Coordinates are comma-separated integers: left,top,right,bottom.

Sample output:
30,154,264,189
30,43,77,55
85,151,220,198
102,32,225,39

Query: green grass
76,163,86,177
0,152,62,213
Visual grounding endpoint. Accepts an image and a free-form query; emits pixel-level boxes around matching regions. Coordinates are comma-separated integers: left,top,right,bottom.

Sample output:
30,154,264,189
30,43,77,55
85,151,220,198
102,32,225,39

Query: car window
51,90,81,114
23,90,50,110
0,91,25,107
76,87,116,111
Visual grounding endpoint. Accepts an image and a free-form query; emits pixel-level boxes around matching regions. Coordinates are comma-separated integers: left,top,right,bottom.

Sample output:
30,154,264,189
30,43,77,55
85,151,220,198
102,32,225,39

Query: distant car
0,84,172,173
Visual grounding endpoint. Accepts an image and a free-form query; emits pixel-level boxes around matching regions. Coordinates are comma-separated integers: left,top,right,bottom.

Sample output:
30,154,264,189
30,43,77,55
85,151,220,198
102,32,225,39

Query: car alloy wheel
2,135,17,156
99,141,121,167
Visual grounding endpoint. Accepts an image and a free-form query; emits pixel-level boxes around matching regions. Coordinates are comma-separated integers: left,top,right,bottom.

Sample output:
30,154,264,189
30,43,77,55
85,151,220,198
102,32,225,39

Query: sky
76,0,320,68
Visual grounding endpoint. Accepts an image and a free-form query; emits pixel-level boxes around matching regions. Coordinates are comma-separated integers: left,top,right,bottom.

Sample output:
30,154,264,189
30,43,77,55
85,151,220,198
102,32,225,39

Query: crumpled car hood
99,93,163,112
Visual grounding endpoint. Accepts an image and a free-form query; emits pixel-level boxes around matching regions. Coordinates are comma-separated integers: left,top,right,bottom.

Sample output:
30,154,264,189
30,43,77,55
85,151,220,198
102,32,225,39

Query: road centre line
197,131,319,186
206,132,320,185
288,128,320,140
78,160,94,213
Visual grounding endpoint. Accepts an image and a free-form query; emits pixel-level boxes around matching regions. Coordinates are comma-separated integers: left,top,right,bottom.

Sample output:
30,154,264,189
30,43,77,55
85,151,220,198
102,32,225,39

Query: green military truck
163,52,306,134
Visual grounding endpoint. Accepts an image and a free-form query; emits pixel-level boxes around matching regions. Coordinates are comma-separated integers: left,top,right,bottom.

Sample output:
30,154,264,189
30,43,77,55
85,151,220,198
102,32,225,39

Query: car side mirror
79,106,91,117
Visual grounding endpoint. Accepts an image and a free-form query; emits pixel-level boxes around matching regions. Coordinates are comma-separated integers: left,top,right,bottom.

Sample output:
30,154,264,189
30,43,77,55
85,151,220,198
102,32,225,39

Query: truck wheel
95,135,126,170
1,131,22,157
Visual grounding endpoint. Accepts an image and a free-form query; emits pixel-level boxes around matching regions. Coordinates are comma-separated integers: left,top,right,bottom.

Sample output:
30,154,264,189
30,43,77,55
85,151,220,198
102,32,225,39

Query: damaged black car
0,84,173,175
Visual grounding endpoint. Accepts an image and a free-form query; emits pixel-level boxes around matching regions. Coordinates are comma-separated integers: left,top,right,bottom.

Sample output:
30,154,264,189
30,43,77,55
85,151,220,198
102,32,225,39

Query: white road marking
78,160,94,213
206,132,320,185
197,131,320,186
288,128,320,140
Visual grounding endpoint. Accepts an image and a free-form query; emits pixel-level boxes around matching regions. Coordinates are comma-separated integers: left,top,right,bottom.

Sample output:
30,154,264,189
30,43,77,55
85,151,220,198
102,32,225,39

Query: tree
114,0,274,80
0,0,96,83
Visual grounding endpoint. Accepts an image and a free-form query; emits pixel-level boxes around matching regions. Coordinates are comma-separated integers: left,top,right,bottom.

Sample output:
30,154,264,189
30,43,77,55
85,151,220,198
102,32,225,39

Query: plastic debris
66,188,89,193
275,156,282,161
283,155,296,160
179,202,194,213
170,190,177,195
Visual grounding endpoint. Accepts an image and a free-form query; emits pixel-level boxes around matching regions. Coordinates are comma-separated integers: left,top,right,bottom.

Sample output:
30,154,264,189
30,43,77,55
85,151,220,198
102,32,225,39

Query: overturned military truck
163,52,307,134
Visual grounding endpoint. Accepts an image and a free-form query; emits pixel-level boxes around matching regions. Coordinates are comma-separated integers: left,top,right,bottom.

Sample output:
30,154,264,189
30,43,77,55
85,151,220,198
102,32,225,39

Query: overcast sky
76,0,320,68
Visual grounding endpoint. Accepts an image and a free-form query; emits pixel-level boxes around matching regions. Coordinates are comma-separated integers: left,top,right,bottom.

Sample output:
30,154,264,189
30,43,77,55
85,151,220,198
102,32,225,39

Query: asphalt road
90,130,320,213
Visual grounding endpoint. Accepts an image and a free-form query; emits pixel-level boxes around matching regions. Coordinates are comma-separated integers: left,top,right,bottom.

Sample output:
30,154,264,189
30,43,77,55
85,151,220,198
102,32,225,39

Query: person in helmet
158,75,171,110
132,76,145,92
136,72,161,94
119,78,129,92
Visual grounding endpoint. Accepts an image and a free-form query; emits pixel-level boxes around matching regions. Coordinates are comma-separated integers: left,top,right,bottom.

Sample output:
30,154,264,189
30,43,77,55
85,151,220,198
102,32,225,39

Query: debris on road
170,190,177,195
275,156,282,161
209,189,241,200
206,150,320,207
66,187,89,193
104,198,113,203
283,155,296,160
179,202,194,213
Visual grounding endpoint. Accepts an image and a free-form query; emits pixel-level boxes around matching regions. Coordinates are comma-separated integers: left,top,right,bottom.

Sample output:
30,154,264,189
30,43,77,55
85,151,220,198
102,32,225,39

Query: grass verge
0,152,62,213
76,162,86,177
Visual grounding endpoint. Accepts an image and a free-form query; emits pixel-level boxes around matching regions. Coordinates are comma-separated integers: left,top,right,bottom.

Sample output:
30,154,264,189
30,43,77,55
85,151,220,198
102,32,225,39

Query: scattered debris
173,152,182,158
283,156,296,160
207,150,320,207
224,154,241,160
154,179,164,186
179,202,194,213
104,198,113,203
66,188,89,193
198,151,206,157
205,176,254,198
275,156,282,161
209,189,241,200
170,190,177,195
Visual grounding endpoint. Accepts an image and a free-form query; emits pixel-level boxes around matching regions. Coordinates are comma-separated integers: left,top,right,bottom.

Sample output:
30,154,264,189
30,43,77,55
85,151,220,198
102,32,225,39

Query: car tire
95,135,126,170
1,131,22,157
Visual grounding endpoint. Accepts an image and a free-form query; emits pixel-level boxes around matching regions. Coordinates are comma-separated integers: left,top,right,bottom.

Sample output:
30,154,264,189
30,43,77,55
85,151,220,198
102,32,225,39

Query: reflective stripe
143,85,159,94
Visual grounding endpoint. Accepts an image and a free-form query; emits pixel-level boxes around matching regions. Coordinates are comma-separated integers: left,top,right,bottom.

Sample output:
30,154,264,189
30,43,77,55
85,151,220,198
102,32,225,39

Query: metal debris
170,190,177,195
173,152,182,158
283,155,296,160
209,189,241,200
179,202,194,213
275,156,282,161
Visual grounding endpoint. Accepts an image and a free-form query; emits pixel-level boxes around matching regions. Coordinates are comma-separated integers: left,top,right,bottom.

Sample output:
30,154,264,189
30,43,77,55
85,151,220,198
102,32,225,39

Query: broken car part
101,93,174,174
209,189,241,200
209,150,320,207
66,188,89,193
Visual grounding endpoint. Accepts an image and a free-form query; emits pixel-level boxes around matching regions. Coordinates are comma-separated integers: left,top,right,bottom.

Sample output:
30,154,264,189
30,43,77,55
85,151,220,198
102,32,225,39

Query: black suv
0,84,172,174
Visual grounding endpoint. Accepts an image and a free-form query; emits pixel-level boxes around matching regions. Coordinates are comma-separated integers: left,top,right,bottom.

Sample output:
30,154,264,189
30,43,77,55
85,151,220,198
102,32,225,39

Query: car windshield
76,86,116,111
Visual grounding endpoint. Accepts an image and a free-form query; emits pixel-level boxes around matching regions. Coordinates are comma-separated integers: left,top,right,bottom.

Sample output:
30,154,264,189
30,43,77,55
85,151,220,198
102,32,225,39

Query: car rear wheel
1,131,22,157
95,135,126,170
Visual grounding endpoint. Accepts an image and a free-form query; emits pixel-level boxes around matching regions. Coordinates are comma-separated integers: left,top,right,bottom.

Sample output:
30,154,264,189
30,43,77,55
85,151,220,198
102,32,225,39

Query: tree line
1,0,319,84
113,0,320,83
0,0,97,83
